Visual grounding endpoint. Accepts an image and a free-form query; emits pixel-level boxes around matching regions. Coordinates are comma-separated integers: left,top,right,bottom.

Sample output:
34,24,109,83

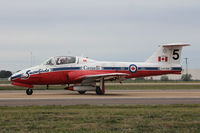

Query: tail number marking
173,49,180,60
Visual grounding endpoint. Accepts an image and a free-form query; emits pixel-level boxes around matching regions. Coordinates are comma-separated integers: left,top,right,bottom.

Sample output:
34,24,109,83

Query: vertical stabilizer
146,43,190,65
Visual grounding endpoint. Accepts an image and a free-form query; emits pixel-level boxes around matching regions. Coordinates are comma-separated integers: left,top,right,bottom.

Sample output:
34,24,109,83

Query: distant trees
133,74,193,82
135,77,145,81
181,74,192,81
0,70,12,78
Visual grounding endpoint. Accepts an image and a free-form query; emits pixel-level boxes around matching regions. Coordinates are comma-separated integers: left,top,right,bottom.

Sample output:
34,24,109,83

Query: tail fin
146,43,190,65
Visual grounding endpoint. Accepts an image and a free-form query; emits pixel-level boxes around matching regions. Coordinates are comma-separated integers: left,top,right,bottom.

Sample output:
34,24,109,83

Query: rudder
146,43,190,65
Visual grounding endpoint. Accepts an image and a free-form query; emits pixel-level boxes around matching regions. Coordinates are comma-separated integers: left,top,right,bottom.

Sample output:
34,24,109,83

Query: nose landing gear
26,88,33,95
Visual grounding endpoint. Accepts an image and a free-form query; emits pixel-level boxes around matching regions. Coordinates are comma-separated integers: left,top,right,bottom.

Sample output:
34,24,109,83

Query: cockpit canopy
44,56,76,65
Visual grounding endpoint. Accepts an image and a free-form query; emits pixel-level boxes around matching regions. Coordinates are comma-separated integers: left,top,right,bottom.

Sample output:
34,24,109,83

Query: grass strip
0,104,200,133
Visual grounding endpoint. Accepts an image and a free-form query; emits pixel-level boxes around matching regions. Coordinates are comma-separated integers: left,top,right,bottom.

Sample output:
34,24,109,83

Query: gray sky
0,0,200,72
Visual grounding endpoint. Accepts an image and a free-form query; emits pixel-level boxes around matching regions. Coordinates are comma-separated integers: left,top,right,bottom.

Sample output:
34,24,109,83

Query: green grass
0,84,200,90
122,80,200,83
0,105,200,133
106,85,200,90
0,85,65,90
0,80,10,84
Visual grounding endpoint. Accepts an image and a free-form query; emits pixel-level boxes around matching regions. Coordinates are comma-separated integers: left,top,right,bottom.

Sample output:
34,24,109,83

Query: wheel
78,91,86,94
96,86,104,95
26,88,33,95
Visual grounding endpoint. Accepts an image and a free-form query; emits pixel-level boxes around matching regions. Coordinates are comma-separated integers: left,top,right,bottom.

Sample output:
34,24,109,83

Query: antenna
184,57,188,75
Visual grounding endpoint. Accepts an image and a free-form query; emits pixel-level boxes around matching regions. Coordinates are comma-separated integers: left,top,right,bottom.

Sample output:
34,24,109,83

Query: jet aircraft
9,43,190,95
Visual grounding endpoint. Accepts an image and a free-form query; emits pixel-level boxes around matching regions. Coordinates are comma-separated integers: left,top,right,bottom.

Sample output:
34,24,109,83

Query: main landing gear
96,78,105,95
96,86,104,95
78,91,86,94
77,86,104,95
26,88,33,95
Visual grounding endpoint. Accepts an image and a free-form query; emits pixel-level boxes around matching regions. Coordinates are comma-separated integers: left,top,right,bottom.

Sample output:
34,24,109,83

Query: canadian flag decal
158,56,168,62
83,57,88,62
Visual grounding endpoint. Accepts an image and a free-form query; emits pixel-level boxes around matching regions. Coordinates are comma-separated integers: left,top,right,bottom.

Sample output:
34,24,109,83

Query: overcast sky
0,0,200,72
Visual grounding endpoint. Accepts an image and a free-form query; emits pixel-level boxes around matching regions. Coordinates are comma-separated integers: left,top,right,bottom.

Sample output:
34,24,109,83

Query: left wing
75,73,130,84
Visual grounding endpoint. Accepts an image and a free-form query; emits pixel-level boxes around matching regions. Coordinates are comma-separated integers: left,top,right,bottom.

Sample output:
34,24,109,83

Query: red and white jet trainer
9,43,190,95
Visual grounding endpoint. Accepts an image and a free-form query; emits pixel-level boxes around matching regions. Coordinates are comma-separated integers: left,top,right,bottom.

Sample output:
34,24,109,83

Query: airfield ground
0,105,200,133
0,82,200,105
0,90,200,106
0,82,200,90
0,82,200,132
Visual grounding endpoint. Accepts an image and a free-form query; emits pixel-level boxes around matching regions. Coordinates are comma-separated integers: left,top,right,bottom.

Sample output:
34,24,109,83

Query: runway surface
0,90,200,106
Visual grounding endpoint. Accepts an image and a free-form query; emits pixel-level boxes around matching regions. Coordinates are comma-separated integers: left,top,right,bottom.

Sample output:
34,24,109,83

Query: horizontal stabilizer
162,43,190,47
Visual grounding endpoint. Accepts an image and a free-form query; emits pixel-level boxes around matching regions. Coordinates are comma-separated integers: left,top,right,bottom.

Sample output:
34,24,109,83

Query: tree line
136,74,193,81
0,70,12,78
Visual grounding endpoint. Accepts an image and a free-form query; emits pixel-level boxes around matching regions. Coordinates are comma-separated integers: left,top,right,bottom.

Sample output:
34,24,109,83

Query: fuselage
10,56,182,87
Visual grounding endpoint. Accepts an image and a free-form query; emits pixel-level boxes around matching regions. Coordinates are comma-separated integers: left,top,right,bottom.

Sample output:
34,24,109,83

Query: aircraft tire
26,88,33,95
78,91,86,94
96,86,104,95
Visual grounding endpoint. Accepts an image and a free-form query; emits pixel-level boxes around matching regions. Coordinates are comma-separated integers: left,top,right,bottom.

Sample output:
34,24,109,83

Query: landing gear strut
26,88,33,95
96,78,105,95
96,86,104,95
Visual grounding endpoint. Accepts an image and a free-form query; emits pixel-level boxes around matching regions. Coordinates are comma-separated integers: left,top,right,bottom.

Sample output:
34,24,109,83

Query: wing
75,73,130,84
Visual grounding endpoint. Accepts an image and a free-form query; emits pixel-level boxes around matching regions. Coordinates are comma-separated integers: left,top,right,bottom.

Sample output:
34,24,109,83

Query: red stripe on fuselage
11,70,181,86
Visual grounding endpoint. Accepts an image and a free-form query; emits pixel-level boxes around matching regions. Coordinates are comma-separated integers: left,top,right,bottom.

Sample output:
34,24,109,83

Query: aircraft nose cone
8,74,15,81
8,76,12,81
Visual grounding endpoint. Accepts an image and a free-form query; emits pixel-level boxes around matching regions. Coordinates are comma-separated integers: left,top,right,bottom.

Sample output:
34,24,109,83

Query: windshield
45,58,55,65
55,56,76,65
44,56,76,66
